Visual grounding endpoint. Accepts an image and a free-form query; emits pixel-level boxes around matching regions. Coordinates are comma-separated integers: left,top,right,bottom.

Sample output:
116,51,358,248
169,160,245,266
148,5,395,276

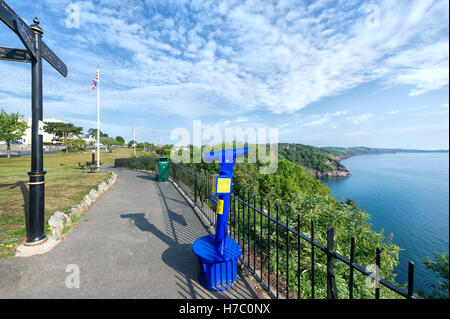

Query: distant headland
279,144,448,178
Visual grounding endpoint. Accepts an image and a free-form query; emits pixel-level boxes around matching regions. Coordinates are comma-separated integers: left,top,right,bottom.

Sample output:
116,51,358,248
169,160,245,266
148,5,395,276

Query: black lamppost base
27,170,47,245
24,236,48,246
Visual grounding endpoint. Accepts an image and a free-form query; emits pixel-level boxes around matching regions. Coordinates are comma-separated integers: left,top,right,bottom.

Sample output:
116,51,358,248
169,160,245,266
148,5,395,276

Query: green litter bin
156,157,169,182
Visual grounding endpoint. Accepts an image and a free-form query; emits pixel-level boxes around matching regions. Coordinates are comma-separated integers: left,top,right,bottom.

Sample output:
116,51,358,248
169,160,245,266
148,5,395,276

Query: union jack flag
91,72,99,92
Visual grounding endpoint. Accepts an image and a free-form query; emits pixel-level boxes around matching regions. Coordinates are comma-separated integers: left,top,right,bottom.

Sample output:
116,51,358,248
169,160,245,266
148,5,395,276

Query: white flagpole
97,68,100,169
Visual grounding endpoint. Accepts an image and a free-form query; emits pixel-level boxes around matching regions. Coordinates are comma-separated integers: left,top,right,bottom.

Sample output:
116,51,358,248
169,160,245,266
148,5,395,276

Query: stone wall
0,144,65,152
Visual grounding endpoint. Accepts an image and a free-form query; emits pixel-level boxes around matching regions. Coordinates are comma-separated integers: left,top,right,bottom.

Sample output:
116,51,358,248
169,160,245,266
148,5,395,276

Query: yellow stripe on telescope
216,199,224,215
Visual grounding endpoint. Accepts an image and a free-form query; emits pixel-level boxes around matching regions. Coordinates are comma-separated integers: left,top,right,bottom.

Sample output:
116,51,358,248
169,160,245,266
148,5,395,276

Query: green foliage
44,121,83,153
65,139,86,152
71,213,81,224
44,121,82,139
100,137,120,147
0,109,28,158
86,128,108,138
278,143,340,173
115,136,125,145
118,156,157,171
142,153,157,158
61,226,71,235
419,253,449,299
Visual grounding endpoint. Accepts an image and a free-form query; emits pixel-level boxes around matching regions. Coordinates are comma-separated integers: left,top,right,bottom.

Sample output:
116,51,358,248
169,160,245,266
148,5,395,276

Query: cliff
311,158,352,177
278,143,352,178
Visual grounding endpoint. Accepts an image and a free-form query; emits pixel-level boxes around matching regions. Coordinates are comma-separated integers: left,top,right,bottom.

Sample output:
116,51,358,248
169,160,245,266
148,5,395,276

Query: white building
21,118,66,145
82,135,96,145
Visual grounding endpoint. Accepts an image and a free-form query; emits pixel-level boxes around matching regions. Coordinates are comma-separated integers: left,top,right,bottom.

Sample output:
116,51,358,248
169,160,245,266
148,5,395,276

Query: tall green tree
44,122,82,139
115,136,125,145
44,122,83,153
128,140,137,147
86,128,108,138
0,109,28,158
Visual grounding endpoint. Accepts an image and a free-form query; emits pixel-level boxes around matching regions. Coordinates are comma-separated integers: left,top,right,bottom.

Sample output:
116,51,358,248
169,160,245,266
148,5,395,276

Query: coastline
314,149,449,178
312,159,352,177
322,152,449,293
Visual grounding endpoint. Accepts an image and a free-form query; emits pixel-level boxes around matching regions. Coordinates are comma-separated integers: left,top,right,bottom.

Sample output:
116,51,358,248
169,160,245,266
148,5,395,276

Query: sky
0,0,448,149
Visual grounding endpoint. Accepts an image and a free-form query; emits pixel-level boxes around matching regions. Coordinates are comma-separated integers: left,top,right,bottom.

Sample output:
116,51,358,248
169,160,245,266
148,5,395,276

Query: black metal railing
115,157,417,299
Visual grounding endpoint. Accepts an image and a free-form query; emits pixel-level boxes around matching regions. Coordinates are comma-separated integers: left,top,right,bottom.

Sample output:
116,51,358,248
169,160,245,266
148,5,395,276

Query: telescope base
192,235,241,291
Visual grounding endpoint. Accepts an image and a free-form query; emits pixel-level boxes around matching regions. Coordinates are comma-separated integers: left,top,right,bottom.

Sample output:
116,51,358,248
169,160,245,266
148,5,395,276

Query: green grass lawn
0,148,136,259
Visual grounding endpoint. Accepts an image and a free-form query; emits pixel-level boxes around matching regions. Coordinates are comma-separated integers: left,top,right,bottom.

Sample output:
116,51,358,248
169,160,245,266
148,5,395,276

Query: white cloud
280,109,347,130
387,110,399,115
0,0,448,123
347,113,374,124
302,117,331,127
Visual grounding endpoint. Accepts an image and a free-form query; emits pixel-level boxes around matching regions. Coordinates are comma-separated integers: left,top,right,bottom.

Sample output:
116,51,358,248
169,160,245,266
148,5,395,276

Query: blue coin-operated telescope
192,147,248,291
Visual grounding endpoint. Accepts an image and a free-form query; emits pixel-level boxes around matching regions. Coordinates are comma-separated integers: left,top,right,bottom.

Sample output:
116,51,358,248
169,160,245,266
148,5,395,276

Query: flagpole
97,68,100,169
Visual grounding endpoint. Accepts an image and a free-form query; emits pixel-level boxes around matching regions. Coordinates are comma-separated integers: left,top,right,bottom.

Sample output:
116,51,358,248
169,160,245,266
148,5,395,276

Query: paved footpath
0,168,261,299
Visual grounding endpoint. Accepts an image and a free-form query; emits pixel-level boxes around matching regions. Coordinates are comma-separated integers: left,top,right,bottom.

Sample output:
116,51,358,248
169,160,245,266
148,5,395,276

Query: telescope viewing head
203,147,249,176
203,147,249,164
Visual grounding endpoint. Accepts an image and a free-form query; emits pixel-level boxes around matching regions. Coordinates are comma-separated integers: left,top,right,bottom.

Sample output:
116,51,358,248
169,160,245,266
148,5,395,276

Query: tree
0,109,28,158
44,122,82,140
65,139,86,152
419,253,449,299
44,122,83,153
86,128,108,138
100,137,118,147
115,136,125,145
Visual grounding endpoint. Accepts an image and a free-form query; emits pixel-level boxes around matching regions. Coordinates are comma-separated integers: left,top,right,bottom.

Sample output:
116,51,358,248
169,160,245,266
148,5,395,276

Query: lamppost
1,0,68,245
25,18,47,245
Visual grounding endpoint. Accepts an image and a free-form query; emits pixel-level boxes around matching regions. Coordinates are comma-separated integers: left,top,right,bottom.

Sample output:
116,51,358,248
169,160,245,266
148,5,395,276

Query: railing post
407,261,415,298
327,227,338,299
194,170,198,206
375,248,381,299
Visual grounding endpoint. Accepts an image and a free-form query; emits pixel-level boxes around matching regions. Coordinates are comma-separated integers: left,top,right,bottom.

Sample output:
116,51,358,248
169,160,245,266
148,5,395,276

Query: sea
322,152,449,295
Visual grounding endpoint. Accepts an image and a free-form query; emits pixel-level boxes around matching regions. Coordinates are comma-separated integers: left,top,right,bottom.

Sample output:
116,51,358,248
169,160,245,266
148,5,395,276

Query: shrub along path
0,167,261,298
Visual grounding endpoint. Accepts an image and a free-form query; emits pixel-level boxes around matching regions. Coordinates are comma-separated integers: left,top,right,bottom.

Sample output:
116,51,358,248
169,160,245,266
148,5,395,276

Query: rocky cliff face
312,159,352,177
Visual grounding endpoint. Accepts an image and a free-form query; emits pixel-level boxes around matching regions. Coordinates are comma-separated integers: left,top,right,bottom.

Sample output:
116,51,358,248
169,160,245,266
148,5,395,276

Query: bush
65,139,86,152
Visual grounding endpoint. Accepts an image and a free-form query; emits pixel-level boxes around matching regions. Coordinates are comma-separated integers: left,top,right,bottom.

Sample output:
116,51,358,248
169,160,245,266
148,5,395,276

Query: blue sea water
322,152,449,295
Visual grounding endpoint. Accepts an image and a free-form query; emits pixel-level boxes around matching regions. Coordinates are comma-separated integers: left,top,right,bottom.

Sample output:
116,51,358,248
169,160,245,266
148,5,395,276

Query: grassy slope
0,148,136,259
